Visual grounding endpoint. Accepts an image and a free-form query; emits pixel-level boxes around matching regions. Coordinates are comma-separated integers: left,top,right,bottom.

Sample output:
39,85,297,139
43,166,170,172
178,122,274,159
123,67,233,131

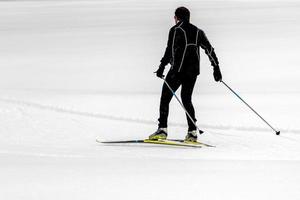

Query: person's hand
213,65,222,82
154,64,165,78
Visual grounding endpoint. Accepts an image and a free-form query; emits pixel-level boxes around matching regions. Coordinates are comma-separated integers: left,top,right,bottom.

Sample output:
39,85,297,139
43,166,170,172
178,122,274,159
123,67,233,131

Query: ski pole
221,80,280,135
162,77,204,135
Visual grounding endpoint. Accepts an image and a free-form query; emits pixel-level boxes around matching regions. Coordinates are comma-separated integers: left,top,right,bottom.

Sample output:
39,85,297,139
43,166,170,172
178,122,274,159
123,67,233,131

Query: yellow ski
97,138,209,148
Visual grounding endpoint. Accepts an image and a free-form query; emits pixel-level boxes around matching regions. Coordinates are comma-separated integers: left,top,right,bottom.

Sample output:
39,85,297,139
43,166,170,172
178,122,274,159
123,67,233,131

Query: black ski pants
158,72,197,131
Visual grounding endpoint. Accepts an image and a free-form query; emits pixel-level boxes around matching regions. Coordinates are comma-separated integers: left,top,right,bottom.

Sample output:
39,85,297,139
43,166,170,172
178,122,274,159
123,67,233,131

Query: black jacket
160,21,219,78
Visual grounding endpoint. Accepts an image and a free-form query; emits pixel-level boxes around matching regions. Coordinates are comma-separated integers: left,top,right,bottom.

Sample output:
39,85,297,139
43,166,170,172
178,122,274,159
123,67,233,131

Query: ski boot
184,130,198,143
149,128,167,140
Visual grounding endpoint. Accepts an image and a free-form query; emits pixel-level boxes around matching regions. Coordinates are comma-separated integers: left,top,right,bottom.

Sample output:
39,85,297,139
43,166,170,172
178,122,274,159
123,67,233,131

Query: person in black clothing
149,7,222,142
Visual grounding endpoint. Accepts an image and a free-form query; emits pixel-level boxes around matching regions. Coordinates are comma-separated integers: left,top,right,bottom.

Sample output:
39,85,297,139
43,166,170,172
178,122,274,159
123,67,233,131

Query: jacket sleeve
172,28,186,71
198,30,219,67
160,27,175,67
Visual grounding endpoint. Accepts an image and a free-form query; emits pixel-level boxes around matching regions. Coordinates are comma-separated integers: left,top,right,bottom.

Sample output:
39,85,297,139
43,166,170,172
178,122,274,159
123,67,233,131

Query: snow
1,0,300,200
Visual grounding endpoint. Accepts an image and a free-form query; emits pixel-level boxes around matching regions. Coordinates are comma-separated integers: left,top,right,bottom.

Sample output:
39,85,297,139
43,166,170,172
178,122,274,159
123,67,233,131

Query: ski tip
276,131,280,135
96,138,102,143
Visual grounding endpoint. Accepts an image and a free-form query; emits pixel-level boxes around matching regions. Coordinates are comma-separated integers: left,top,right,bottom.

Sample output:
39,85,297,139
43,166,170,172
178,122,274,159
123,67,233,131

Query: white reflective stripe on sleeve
208,46,218,66
200,43,217,66
199,32,218,66
196,29,199,45
171,22,183,68
171,29,177,68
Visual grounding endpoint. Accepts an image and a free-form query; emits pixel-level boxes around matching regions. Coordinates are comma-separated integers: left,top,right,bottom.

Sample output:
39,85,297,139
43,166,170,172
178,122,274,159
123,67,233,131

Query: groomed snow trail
1,92,300,200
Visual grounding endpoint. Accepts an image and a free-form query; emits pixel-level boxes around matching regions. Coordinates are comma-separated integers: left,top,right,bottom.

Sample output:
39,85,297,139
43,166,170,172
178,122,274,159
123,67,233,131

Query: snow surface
1,0,300,200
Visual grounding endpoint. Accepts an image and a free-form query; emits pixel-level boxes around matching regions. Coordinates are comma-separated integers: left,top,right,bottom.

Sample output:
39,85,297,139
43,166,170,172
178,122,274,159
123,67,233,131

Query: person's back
171,21,200,77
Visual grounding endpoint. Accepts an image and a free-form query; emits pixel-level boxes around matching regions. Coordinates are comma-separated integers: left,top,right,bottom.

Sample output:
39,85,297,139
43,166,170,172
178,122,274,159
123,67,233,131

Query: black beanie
175,7,190,22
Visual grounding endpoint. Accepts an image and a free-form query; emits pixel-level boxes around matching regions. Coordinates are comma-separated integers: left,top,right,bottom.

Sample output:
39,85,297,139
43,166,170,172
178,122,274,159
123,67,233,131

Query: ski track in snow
1,96,299,135
1,93,300,161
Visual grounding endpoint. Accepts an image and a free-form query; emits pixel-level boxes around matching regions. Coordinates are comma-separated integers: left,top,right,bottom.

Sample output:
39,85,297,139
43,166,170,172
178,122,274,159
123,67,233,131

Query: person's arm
155,27,176,78
198,29,219,67
172,27,186,72
160,27,175,67
198,29,222,81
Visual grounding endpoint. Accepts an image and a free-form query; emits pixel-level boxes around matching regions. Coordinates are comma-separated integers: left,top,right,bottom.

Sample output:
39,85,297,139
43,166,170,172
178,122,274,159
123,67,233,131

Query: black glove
213,65,222,82
154,64,165,78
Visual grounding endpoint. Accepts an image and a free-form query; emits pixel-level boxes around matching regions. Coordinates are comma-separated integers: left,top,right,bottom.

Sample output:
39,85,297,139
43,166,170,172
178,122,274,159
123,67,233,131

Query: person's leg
158,73,181,128
180,76,197,131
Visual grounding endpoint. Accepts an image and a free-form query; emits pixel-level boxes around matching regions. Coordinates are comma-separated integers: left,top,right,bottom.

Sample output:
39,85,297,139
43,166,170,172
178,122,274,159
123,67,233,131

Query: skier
149,7,222,142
